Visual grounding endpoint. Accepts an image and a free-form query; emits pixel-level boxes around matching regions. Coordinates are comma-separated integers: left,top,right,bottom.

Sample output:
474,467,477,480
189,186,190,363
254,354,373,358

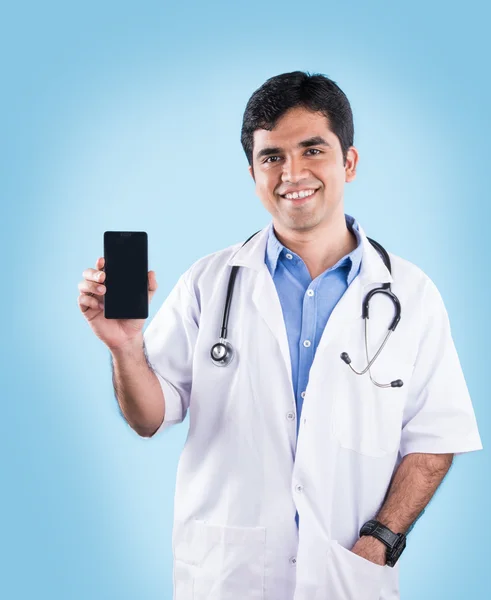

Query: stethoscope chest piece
210,339,235,367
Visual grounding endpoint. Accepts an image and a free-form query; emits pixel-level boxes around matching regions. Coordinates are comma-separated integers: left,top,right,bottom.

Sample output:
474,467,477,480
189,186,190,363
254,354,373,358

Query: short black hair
241,70,354,169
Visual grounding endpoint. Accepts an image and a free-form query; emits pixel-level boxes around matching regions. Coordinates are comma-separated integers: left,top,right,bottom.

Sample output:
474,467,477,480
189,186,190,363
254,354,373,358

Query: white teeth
284,189,316,200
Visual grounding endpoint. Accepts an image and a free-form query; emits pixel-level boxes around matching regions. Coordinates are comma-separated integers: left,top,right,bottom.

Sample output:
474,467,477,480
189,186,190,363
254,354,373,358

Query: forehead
253,106,338,151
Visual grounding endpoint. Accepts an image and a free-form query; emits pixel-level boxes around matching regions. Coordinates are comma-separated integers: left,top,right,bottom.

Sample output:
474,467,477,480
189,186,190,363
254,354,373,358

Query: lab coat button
289,556,297,566
295,484,303,493
286,411,295,421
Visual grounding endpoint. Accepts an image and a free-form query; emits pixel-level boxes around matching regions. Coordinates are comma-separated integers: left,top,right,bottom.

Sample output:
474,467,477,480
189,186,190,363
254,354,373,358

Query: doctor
78,71,482,600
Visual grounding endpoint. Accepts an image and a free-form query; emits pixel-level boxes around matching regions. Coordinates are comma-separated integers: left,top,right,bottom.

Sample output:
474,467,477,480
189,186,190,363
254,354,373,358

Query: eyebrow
255,136,331,160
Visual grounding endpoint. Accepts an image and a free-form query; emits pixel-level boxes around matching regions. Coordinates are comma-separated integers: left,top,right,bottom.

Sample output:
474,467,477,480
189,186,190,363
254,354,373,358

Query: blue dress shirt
264,214,363,435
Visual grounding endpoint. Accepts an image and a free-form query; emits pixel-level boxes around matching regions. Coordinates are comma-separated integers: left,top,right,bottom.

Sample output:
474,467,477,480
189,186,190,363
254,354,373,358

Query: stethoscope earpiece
340,352,351,365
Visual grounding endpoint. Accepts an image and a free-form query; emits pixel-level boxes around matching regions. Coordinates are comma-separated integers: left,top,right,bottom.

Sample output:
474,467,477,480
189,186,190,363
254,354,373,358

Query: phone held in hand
103,231,148,319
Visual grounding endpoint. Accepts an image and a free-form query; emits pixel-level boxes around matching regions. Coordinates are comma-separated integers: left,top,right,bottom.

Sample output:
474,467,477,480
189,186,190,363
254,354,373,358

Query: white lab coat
143,222,482,600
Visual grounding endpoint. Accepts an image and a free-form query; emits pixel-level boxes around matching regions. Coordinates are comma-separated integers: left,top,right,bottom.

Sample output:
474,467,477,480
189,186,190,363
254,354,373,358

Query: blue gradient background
2,1,489,598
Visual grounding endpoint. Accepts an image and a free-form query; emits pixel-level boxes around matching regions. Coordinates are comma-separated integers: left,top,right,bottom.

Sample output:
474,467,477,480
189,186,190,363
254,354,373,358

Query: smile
280,188,319,205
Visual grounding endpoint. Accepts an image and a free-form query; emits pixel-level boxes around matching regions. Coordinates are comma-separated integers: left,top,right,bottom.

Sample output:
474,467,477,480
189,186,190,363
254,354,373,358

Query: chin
281,213,322,231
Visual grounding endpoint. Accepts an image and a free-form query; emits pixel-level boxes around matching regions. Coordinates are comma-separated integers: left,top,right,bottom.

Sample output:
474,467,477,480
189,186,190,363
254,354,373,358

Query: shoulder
388,252,429,284
387,251,447,317
178,239,245,296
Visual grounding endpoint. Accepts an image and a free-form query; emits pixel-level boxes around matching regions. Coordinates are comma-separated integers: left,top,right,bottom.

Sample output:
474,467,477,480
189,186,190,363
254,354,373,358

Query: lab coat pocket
327,540,385,600
192,520,266,600
173,519,200,600
332,357,414,457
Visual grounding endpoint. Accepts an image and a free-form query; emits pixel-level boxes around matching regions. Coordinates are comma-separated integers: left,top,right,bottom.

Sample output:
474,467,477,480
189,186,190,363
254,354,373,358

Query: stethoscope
210,230,404,388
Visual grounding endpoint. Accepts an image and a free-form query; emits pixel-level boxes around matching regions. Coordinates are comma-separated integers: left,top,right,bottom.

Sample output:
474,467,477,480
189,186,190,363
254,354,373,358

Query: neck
273,211,358,280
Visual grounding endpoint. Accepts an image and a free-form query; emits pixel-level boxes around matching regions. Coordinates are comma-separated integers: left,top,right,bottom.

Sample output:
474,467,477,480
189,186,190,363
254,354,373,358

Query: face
248,106,358,234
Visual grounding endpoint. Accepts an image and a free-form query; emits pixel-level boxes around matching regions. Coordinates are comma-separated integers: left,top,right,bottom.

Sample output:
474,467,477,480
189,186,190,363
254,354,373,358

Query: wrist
110,334,144,358
351,535,387,566
376,514,403,534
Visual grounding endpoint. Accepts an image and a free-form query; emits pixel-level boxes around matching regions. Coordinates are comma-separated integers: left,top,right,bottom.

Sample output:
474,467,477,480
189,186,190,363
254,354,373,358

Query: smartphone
103,231,148,319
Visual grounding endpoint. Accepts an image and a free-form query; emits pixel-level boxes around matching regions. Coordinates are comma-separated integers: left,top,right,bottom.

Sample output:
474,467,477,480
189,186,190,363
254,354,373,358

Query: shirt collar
264,214,363,284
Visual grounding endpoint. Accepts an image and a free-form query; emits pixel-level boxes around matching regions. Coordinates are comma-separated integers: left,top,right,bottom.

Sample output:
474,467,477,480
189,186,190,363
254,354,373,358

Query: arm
351,452,453,564
110,334,166,438
351,276,482,565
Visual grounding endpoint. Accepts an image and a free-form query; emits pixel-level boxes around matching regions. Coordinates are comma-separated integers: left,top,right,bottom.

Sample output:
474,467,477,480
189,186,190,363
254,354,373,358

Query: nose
281,155,309,183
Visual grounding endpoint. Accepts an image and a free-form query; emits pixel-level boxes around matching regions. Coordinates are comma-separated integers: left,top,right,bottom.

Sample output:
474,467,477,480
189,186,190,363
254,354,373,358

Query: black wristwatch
359,520,407,567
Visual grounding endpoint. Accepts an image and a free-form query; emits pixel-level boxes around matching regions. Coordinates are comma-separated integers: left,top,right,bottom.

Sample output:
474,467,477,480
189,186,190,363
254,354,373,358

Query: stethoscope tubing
210,229,403,387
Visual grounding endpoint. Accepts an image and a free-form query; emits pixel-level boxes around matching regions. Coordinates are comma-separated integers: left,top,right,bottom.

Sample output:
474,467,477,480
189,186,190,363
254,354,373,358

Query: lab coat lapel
227,224,293,384
316,224,394,354
251,266,293,383
316,275,364,354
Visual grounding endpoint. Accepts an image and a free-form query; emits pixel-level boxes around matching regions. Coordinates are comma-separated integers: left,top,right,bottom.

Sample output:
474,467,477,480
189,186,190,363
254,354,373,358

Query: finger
78,293,103,313
96,256,105,270
78,280,106,296
83,267,105,284
148,270,158,292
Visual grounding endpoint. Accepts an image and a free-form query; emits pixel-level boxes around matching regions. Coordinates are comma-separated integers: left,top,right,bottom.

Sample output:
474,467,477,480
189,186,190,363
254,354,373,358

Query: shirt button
285,253,293,260
307,289,314,297
295,484,303,493
303,340,311,348
286,411,295,421
289,556,297,566
300,391,306,398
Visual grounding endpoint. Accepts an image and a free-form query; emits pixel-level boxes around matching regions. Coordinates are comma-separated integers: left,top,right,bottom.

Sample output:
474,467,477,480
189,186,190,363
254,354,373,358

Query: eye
263,149,322,164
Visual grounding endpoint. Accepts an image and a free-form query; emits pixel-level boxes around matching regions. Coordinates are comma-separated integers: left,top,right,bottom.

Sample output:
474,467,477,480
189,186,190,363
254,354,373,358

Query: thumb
148,270,158,301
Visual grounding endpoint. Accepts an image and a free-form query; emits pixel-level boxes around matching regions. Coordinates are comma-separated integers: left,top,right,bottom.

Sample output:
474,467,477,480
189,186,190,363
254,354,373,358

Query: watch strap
360,519,399,549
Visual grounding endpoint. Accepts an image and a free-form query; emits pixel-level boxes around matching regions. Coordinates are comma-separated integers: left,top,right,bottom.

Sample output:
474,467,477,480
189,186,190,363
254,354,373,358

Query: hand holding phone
77,232,157,351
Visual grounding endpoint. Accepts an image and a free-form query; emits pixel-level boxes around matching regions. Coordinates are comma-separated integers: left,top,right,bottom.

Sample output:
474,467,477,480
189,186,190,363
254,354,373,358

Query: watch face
360,521,378,536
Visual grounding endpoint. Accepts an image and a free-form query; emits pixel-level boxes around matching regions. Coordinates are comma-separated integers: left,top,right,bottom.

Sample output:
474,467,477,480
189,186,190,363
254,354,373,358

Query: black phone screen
103,231,148,319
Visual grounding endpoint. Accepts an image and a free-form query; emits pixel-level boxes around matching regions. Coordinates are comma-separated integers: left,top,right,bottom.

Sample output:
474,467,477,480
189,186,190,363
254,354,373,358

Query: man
78,71,482,600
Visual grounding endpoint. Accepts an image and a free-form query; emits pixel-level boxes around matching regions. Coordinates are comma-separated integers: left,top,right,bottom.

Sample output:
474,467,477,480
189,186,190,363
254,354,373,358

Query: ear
248,165,255,182
344,146,359,183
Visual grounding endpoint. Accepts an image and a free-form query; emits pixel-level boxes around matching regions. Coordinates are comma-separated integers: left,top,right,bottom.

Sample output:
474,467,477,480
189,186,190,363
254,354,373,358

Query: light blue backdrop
2,0,489,598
